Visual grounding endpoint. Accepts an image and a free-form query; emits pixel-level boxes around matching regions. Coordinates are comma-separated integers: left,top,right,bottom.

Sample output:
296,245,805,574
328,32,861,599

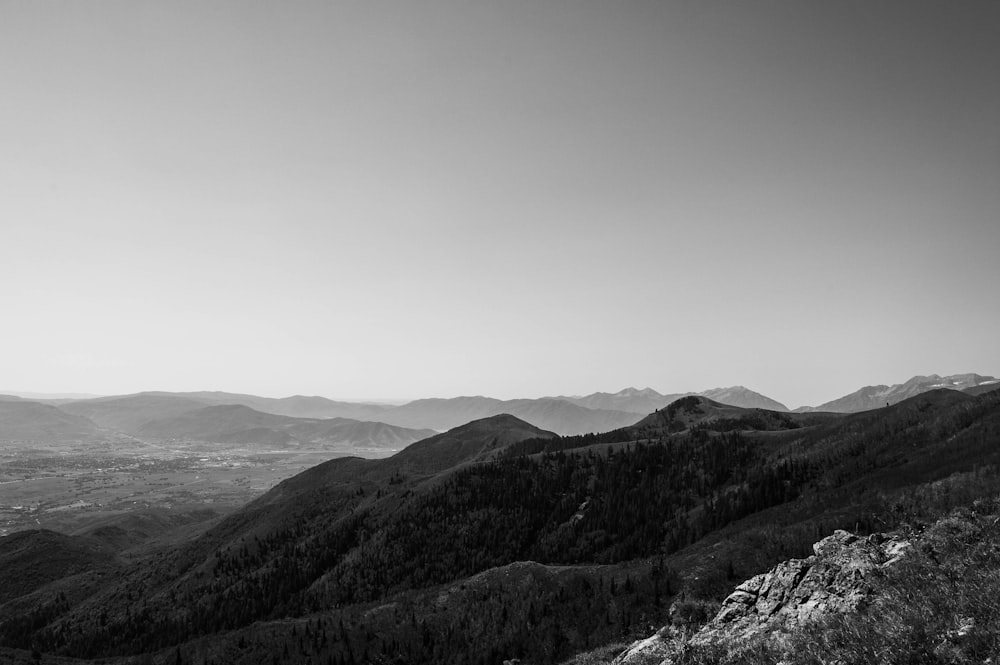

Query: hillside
0,530,117,605
385,413,557,474
563,387,684,414
502,399,641,435
0,400,103,442
249,414,556,507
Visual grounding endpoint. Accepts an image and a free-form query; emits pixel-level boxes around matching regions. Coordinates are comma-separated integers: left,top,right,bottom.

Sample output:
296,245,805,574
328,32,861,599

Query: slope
384,413,558,474
0,400,103,443
0,530,117,605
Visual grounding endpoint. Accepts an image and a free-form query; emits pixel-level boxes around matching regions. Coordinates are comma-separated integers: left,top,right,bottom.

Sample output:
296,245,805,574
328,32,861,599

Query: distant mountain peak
615,387,661,397
451,412,540,431
628,394,801,434
389,413,556,474
699,386,789,412
809,372,997,413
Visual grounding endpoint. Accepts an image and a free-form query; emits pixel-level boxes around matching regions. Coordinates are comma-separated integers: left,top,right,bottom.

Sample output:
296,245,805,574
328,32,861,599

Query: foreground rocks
614,530,911,664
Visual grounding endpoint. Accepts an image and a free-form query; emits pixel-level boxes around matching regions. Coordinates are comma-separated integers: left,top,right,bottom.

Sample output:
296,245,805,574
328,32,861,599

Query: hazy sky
2,0,998,408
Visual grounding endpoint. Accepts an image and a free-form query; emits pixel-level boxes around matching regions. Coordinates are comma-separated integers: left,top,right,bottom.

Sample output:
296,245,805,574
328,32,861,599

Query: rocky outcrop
614,530,911,665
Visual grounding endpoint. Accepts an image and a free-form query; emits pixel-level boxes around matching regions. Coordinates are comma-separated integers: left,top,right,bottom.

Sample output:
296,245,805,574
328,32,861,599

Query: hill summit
386,413,557,474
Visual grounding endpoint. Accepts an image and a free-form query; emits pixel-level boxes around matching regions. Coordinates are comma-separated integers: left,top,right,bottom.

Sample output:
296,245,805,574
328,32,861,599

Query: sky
1,0,998,409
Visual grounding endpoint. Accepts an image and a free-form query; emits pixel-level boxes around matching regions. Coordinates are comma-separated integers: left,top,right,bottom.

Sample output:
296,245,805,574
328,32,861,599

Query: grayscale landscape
2,1,999,664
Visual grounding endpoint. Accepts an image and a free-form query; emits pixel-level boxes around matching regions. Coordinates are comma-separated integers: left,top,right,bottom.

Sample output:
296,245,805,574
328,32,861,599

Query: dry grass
783,508,1000,665
672,504,1000,665
558,640,634,665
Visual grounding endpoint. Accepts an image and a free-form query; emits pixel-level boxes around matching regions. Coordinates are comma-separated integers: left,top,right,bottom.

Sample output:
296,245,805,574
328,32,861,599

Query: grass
671,502,1000,665
557,641,642,665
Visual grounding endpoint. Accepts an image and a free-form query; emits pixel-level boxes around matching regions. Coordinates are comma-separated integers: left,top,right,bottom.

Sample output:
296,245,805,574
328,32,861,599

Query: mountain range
3,373,997,445
2,393,433,450
800,372,999,412
557,385,789,413
2,383,999,664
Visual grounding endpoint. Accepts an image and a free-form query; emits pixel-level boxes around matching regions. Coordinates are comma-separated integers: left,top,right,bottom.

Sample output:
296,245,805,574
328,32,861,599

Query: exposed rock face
614,530,911,665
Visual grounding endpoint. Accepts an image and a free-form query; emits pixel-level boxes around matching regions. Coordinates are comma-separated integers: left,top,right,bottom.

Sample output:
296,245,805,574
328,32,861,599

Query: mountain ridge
557,385,789,414
50,394,434,450
802,372,998,412
136,403,435,450
0,400,103,442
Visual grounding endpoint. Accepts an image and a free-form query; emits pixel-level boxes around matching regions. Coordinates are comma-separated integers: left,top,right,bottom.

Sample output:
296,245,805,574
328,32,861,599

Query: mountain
374,395,640,435
57,390,632,437
699,386,788,411
385,413,557,474
0,391,102,403
562,386,788,414
260,414,557,502
369,395,504,430
501,398,640,435
56,394,433,449
964,381,1000,397
5,389,1000,664
70,508,222,552
145,390,393,421
295,418,437,449
58,393,210,434
0,400,102,442
627,395,807,434
807,373,998,412
61,391,393,428
136,404,435,449
561,387,683,414
53,387,791,438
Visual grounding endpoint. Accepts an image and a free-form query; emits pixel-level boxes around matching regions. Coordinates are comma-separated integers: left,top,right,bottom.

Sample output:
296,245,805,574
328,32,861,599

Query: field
0,436,395,536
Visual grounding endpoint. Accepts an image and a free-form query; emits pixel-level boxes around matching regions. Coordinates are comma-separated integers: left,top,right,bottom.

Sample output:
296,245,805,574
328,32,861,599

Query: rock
613,530,912,665
613,633,675,665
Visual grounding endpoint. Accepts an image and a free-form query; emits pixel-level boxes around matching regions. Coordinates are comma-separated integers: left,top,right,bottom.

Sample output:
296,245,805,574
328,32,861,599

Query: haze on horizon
2,0,998,410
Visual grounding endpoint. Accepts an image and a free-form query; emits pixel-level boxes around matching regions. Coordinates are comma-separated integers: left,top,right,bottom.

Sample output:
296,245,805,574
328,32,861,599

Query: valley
0,437,393,537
